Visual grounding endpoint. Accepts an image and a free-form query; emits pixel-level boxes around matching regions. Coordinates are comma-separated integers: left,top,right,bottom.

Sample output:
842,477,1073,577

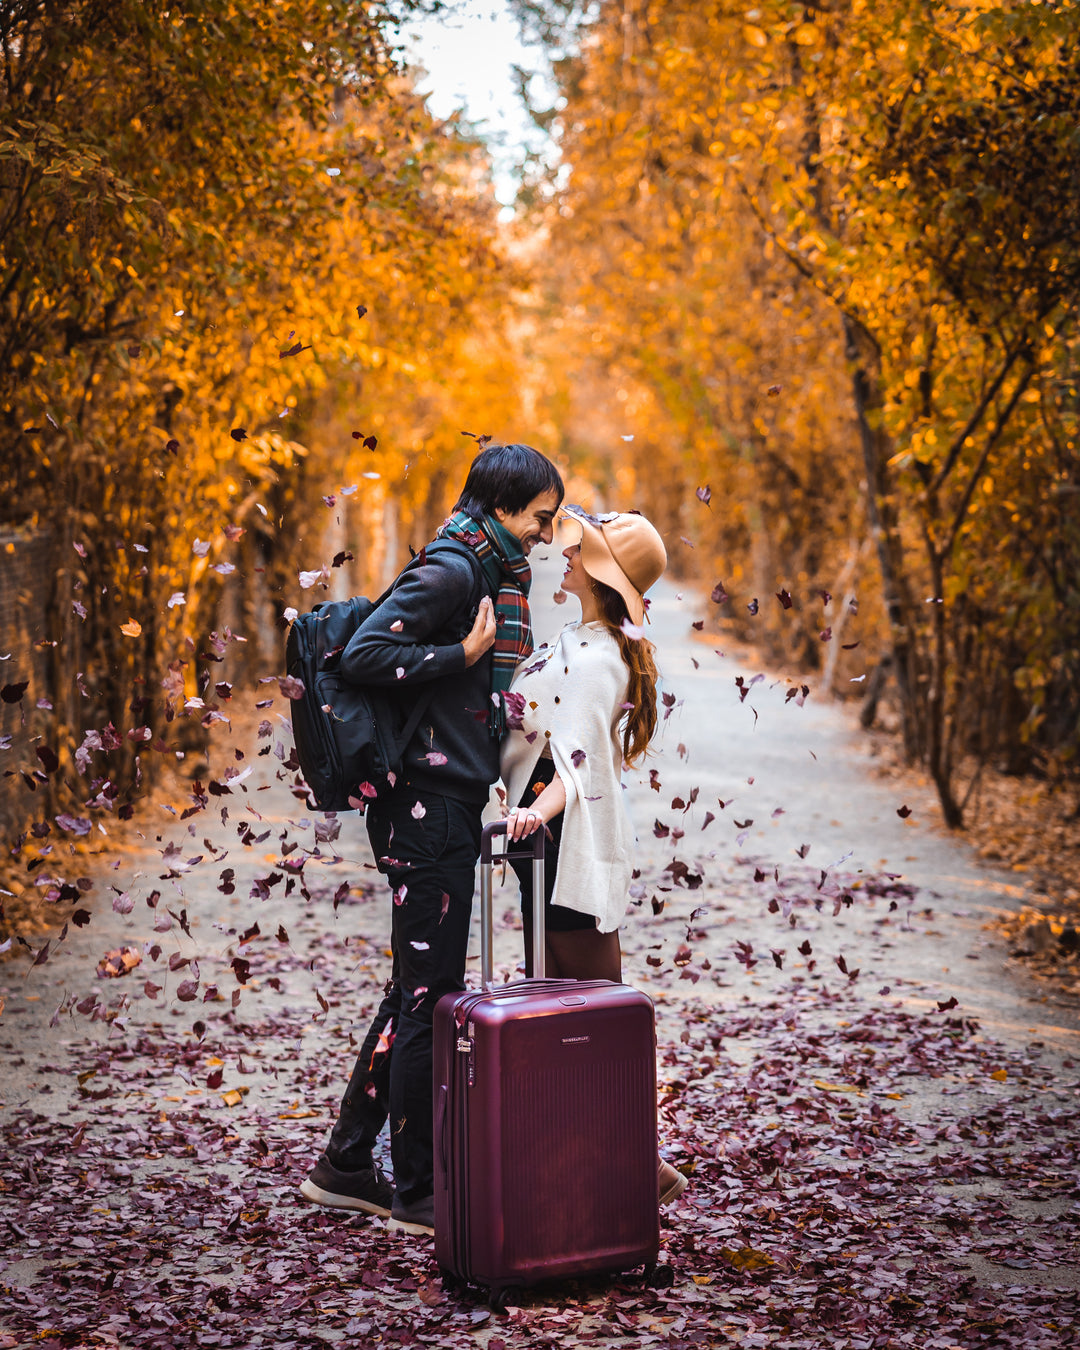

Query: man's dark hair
454,443,564,518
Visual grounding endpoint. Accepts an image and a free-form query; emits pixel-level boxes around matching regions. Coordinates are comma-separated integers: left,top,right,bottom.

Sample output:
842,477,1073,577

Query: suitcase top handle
480,819,546,866
479,820,546,984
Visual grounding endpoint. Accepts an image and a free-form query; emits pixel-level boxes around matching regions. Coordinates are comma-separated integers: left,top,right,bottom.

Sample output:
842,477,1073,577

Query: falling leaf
230,427,248,442
96,947,142,978
696,485,712,506
897,804,912,818
776,588,793,610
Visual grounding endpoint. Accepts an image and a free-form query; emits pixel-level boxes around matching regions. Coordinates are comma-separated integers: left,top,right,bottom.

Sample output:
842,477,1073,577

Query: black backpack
285,540,484,811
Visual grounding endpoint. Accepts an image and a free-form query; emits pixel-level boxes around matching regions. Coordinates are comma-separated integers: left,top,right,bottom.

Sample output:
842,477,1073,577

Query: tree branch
928,341,1027,496
733,170,857,321
942,361,1035,565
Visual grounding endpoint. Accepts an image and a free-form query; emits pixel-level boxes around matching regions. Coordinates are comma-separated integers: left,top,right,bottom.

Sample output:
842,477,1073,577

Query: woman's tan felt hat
562,506,667,626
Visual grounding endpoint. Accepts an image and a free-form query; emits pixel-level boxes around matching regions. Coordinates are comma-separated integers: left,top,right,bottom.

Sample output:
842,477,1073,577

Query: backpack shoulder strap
415,537,489,599
385,537,490,761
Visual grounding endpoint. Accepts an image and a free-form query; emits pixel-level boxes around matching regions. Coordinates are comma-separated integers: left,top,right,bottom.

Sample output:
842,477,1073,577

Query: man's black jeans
327,785,482,1206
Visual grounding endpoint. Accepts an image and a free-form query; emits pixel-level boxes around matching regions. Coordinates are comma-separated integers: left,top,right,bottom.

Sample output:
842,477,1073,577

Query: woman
499,505,687,1206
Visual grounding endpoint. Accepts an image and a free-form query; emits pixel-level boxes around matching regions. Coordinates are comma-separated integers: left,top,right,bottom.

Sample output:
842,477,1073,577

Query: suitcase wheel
645,1262,675,1289
488,1286,511,1315
439,1267,464,1296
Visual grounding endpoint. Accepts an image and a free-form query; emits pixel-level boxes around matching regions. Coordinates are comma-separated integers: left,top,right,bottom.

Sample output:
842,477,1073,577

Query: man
300,442,563,1235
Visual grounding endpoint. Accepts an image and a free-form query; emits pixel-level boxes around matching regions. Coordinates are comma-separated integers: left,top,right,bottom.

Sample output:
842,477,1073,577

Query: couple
299,442,681,1236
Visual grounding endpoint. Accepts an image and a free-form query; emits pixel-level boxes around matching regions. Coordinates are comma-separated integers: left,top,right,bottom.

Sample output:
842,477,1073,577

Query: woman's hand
505,773,566,841
461,596,496,667
505,804,545,841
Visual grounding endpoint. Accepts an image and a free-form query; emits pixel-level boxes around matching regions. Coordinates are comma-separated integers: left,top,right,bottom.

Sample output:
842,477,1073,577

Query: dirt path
1,561,1078,1348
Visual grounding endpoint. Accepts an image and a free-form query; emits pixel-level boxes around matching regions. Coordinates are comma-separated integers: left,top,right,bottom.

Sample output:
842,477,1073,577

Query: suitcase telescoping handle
479,820,546,987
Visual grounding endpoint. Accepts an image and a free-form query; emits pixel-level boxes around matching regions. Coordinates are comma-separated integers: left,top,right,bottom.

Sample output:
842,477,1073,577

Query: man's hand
461,595,496,667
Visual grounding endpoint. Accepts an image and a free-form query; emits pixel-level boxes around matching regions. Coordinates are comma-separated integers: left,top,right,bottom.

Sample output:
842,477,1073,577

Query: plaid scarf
439,510,533,734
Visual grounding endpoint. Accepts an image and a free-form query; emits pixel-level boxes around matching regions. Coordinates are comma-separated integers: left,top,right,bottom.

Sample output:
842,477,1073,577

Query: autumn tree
0,0,525,843
516,0,1080,824
511,0,875,675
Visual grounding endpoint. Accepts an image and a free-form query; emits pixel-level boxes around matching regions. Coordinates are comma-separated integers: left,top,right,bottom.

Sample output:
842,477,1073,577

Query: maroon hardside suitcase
434,822,660,1307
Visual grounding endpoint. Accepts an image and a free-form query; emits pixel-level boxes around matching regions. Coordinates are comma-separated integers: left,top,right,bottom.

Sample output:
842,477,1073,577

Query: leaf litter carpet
2,871,1078,1350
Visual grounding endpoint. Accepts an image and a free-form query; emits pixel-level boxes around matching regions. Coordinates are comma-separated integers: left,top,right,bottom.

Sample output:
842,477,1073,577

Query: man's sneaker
388,1192,435,1237
299,1154,394,1217
659,1160,688,1207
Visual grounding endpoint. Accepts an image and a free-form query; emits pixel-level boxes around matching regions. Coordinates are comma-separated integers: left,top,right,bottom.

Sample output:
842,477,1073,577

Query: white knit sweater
499,622,633,933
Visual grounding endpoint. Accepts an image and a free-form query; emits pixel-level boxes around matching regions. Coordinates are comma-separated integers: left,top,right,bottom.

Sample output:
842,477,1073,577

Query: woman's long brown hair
591,579,659,766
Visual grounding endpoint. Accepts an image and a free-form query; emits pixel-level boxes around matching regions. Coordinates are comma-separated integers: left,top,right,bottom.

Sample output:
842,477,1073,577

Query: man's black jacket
340,547,497,804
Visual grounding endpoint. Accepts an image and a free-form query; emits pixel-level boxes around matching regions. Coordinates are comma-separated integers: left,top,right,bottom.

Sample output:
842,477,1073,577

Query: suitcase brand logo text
562,1035,591,1045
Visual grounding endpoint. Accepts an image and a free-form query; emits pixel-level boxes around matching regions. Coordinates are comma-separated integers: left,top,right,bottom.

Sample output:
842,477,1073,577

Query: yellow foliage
0,0,527,810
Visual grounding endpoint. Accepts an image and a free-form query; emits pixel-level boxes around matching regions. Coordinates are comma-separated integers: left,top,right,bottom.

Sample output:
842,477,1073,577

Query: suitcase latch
457,1036,476,1086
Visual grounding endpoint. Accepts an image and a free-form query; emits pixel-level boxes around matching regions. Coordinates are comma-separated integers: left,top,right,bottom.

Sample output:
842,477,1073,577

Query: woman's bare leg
546,929,622,982
524,927,622,982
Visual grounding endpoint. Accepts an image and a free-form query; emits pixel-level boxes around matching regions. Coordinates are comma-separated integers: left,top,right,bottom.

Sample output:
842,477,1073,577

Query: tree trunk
924,543,963,827
842,314,923,764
